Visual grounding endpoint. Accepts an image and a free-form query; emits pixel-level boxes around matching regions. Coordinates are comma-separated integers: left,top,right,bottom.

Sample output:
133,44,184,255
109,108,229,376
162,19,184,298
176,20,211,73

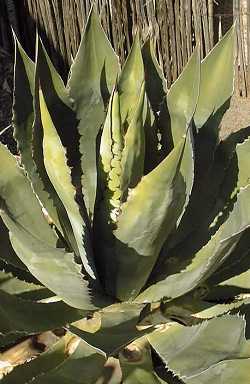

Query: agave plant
1,8,250,383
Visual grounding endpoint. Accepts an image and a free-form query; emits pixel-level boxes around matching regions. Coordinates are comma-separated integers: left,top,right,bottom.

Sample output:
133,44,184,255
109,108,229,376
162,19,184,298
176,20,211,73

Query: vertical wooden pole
166,0,178,81
202,0,211,54
239,0,247,97
208,0,214,47
246,0,250,94
175,0,183,75
185,0,192,58
180,0,188,65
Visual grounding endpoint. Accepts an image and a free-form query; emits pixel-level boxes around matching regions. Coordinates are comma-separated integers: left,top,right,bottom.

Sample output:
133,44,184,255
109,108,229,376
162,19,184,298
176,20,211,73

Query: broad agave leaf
142,39,166,113
118,33,144,126
68,303,148,356
113,138,187,300
2,12,249,384
165,25,235,250
184,359,250,384
0,289,86,335
67,7,119,218
120,82,146,195
235,136,250,191
0,144,101,309
0,269,41,296
137,184,250,303
167,45,200,145
36,39,96,279
0,144,57,246
119,338,166,384
1,336,106,384
13,36,64,235
0,217,26,270
194,25,235,132
142,41,167,174
148,315,250,382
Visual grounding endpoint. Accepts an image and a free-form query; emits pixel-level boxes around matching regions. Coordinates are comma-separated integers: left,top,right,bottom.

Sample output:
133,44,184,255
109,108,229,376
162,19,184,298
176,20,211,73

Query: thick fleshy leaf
2,336,106,384
148,315,250,381
205,226,250,292
158,48,199,238
68,303,148,356
0,145,104,308
26,339,105,384
36,38,97,278
0,143,57,247
0,290,86,335
118,33,144,126
185,358,250,384
235,136,250,190
38,87,95,279
120,83,145,196
142,41,168,174
5,213,103,310
193,297,250,319
67,8,119,218
38,38,69,106
140,294,250,328
0,144,99,309
13,36,63,234
168,28,236,254
167,46,200,144
0,217,26,270
32,59,79,258
143,99,163,174
112,138,187,300
94,90,124,289
119,338,165,384
191,27,235,220
142,39,166,113
0,269,42,296
1,338,66,383
138,185,250,303
194,25,235,131
0,257,38,286
95,86,145,291
165,126,238,255
98,88,123,219
13,36,34,157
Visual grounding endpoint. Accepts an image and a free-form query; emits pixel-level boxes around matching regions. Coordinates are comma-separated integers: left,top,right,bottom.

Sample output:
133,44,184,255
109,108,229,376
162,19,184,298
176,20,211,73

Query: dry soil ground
221,96,250,138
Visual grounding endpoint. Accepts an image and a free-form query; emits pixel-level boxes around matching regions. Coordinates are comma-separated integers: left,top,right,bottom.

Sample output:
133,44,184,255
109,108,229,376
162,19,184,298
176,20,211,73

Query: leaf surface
112,138,187,300
13,36,63,234
148,315,250,380
0,143,102,309
138,185,250,302
68,303,148,356
194,25,235,131
167,46,200,144
0,290,85,335
119,338,166,384
68,8,119,217
120,83,146,195
118,34,144,126
2,336,106,384
38,87,95,279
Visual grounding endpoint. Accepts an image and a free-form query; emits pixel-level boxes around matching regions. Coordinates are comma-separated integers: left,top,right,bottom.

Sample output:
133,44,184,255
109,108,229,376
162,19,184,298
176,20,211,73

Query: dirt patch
221,96,250,139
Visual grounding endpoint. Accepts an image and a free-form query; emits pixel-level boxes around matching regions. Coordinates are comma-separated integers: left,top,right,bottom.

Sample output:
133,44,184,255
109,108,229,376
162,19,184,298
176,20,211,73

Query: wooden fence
0,0,249,96
233,0,250,97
